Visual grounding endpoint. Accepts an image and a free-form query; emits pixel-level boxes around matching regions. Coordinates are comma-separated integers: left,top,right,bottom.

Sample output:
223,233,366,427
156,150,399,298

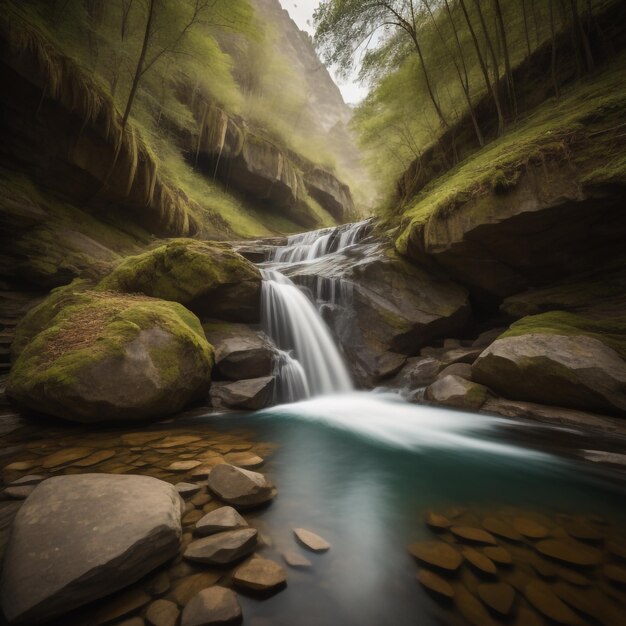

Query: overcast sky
277,0,368,105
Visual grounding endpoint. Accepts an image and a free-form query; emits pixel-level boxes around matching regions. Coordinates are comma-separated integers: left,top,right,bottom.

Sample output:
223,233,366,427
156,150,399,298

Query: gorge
0,1,626,626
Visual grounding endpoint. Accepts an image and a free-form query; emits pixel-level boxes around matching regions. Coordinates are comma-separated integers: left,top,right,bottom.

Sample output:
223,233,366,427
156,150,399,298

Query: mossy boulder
425,375,488,411
472,312,626,415
98,239,262,323
7,289,213,423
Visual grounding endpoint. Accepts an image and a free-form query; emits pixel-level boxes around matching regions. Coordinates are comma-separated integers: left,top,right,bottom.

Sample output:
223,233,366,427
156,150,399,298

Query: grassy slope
395,52,626,253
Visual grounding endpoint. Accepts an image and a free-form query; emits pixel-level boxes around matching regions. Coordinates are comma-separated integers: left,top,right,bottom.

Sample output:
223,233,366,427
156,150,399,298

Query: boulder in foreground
0,474,182,624
7,290,213,423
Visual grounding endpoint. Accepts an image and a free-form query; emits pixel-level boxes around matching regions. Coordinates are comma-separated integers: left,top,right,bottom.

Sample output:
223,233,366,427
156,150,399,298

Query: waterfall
261,269,352,398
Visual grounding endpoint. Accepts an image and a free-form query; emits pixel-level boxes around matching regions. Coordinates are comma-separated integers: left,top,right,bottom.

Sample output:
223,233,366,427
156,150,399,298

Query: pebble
41,447,94,468
282,551,312,568
169,572,223,606
73,449,116,467
483,546,512,565
477,582,515,616
513,517,549,539
482,517,523,542
408,540,462,572
233,556,287,592
181,587,241,626
417,569,454,600
523,580,581,624
7,475,45,486
454,585,498,626
2,485,35,499
195,506,248,536
167,461,202,472
224,452,264,468
565,520,603,542
293,528,331,552
451,526,498,545
145,599,179,626
535,539,603,566
184,528,257,565
175,483,202,498
424,510,451,530
462,547,497,575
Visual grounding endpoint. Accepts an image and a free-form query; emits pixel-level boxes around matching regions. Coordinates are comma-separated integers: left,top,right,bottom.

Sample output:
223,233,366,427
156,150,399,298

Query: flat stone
293,528,331,552
90,588,151,624
2,485,35,499
41,447,94,468
282,551,312,568
557,567,589,587
607,537,626,560
536,539,603,566
0,474,182,624
564,520,603,542
530,554,557,579
604,563,626,585
190,493,211,507
73,449,117,467
3,460,38,471
168,461,202,472
224,452,264,468
524,580,582,624
7,475,45,486
146,599,180,626
207,464,274,508
169,572,222,606
482,517,523,542
182,510,204,526
477,582,515,616
553,581,623,624
483,546,512,565
152,436,203,449
417,569,454,599
233,556,286,592
454,585,498,626
425,510,452,530
513,517,549,539
184,528,257,565
451,526,498,545
181,587,241,626
176,483,202,498
195,506,248,536
408,540,462,572
462,547,497,575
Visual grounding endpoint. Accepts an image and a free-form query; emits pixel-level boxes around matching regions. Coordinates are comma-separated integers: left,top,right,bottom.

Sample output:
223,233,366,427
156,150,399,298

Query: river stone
483,546,513,565
293,528,331,552
557,567,589,587
524,580,581,624
184,528,257,565
389,357,444,390
224,452,264,468
604,563,626,585
169,572,223,606
482,517,523,542
513,517,549,539
477,582,515,616
462,547,497,575
207,464,275,508
146,599,179,626
89,587,151,624
204,323,276,380
282,551,312,568
7,475,45,487
607,537,626,560
195,506,248,536
2,485,35,500
530,554,557,579
0,474,182,624
41,446,94,468
535,539,603,566
176,483,202,498
209,377,274,411
451,526,498,545
553,581,623,624
181,587,241,626
436,362,473,381
425,510,452,530
408,540,462,572
417,569,454,600
425,376,488,411
472,332,626,414
233,556,286,592
454,585,498,626
564,520,603,542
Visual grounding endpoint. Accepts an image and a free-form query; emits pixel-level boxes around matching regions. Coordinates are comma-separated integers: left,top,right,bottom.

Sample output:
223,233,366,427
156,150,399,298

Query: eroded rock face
473,333,626,414
285,244,470,385
99,239,262,323
397,161,626,303
7,289,213,423
203,322,276,380
0,474,182,625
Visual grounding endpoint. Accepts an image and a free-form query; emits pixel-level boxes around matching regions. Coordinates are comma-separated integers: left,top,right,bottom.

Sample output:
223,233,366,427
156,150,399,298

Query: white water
272,219,371,263
261,392,549,459
261,269,352,397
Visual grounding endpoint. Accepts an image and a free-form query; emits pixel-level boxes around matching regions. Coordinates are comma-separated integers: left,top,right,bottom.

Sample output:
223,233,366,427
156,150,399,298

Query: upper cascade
272,219,372,263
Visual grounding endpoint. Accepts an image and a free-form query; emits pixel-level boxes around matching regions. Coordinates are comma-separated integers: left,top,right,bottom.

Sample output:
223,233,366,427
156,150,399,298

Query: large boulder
209,377,274,411
285,244,470,385
0,474,182,624
7,288,213,423
425,375,488,411
203,322,276,380
472,313,626,415
98,239,262,323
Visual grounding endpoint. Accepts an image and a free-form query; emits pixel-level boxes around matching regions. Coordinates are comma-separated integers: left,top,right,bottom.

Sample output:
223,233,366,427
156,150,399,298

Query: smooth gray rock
0,474,182,624
426,375,488,411
232,556,286,592
389,357,443,390
207,464,275,508
195,506,248,536
184,528,257,565
175,482,202,499
209,377,274,411
473,333,626,414
437,362,473,381
181,586,241,626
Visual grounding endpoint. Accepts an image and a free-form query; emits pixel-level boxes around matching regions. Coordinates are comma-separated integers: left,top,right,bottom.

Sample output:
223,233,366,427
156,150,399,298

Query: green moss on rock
98,239,262,322
7,290,214,423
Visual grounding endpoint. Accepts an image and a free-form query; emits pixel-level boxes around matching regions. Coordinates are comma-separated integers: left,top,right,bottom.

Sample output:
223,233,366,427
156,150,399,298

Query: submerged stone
293,528,331,552
408,540,462,572
181,587,242,626
417,569,454,600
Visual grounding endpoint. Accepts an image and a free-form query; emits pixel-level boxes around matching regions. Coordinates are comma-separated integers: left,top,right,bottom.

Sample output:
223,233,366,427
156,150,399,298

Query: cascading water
259,219,372,402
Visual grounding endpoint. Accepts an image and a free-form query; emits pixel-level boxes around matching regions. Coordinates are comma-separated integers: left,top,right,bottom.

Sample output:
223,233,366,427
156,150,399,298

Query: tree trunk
549,0,560,98
459,0,505,135
521,0,532,57
569,0,595,72
494,0,517,118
